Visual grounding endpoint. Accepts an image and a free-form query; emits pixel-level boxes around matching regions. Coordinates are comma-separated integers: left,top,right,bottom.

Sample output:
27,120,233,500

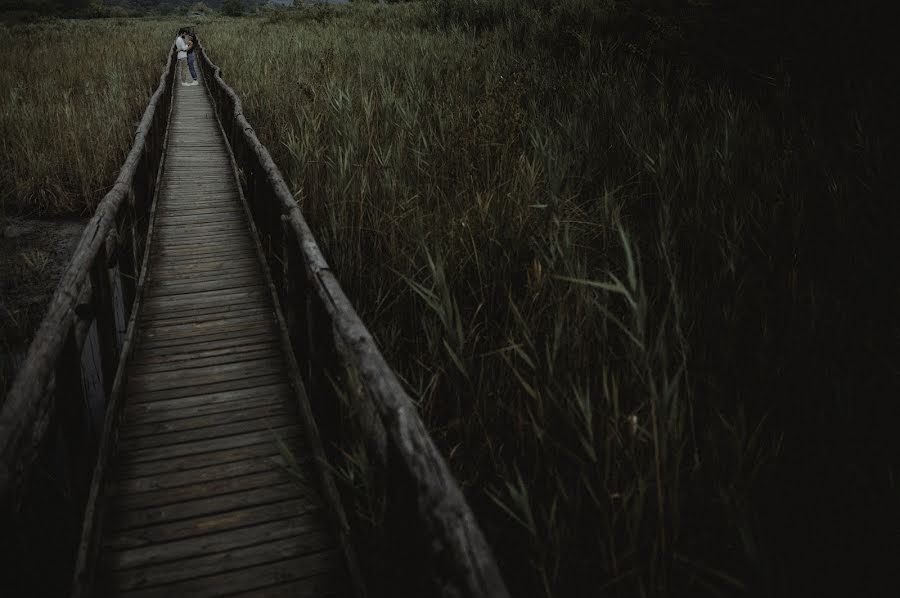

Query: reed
0,17,177,215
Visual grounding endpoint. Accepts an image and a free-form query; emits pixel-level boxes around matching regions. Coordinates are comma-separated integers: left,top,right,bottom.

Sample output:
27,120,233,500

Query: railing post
90,247,119,396
116,200,137,314
55,327,94,507
280,215,299,341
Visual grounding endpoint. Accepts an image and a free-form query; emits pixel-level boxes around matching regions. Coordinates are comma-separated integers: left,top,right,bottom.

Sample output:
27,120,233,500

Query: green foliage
222,0,242,16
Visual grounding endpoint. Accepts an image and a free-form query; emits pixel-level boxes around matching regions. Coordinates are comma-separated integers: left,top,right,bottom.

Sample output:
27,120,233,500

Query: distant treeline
0,0,272,18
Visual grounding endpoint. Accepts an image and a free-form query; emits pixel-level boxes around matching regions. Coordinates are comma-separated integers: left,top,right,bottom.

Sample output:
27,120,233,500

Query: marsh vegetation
1,2,896,596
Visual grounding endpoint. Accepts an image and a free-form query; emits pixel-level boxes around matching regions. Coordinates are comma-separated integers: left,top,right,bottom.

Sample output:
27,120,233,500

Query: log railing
199,46,510,598
0,49,177,595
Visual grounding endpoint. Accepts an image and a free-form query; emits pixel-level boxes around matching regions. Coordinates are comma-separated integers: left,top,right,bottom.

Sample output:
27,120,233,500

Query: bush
222,0,243,17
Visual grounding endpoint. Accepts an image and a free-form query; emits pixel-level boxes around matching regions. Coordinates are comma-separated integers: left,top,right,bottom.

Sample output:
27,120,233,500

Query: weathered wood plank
129,356,284,394
110,450,306,496
123,388,290,428
105,513,328,571
102,541,342,595
109,551,343,598
141,288,270,312
109,483,315,532
134,305,271,328
129,344,280,374
144,275,265,298
148,260,258,276
115,425,298,464
111,469,304,512
116,413,296,453
136,313,275,340
103,499,317,550
114,429,302,479
130,335,279,361
126,373,287,404
136,328,279,355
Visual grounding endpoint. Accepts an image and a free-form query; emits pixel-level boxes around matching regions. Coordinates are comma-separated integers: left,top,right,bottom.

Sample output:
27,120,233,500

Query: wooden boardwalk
93,74,349,596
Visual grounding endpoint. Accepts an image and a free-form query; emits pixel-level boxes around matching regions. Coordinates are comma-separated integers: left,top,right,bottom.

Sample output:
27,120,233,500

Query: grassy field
1,3,896,596
0,17,175,216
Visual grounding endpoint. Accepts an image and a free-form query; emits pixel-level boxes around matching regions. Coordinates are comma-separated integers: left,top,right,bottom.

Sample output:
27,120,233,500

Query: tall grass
202,3,898,596
0,18,177,216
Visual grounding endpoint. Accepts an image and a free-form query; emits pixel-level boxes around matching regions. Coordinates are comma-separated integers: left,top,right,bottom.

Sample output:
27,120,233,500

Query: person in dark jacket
185,30,199,85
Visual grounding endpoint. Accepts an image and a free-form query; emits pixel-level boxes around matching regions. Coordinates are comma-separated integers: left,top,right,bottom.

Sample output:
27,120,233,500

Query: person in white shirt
174,29,196,86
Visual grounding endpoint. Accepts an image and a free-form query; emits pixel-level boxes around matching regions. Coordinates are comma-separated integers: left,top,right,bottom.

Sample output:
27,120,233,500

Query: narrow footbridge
0,45,508,598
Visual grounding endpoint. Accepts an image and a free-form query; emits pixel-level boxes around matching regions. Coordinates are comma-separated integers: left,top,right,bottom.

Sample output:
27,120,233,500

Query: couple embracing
175,28,199,86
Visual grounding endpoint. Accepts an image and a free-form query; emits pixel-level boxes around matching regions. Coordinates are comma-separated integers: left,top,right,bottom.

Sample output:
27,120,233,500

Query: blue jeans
187,53,197,80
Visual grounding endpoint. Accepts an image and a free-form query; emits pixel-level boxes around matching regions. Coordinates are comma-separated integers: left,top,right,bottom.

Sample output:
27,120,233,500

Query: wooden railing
199,46,510,598
0,49,177,595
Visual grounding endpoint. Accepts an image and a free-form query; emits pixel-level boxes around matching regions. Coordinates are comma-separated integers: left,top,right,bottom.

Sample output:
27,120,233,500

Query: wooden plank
155,211,243,223
145,275,266,298
116,413,296,453
144,282,267,302
123,385,290,426
160,199,244,209
140,297,270,317
121,396,293,439
156,206,243,216
109,483,313,531
138,312,273,332
149,247,257,262
152,231,250,244
154,220,249,234
226,574,349,598
137,314,274,336
148,259,258,276
115,425,298,464
103,499,318,550
131,333,277,360
136,322,277,351
150,247,256,262
141,287,269,310
102,540,341,594
149,243,253,257
130,334,279,360
123,398,290,435
105,513,328,571
135,305,271,328
126,373,286,404
153,229,250,243
151,238,250,250
150,258,258,273
155,221,248,233
146,278,259,296
110,450,307,496
111,469,304,512
108,550,343,598
114,428,302,479
128,355,284,394
129,344,280,374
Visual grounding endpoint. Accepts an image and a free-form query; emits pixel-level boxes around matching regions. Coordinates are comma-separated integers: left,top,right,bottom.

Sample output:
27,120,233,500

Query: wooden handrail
198,45,509,598
0,47,177,594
